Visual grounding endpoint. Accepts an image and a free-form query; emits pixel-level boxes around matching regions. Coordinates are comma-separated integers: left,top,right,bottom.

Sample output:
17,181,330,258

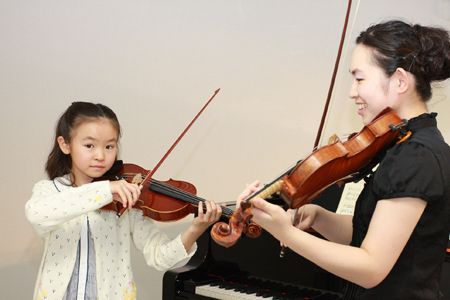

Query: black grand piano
162,184,450,300
163,185,345,300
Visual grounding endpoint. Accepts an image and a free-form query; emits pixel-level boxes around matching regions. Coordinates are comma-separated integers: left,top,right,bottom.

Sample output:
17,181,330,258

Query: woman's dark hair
356,20,450,101
46,102,121,179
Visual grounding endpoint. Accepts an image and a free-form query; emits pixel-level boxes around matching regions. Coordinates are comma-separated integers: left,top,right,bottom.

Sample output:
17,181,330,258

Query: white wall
0,0,448,299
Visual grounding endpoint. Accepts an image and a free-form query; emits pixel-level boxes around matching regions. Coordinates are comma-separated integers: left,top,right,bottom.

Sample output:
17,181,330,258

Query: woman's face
349,44,398,125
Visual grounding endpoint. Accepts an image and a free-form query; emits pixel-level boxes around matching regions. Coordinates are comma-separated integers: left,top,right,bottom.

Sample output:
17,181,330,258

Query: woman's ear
393,67,411,94
57,136,71,154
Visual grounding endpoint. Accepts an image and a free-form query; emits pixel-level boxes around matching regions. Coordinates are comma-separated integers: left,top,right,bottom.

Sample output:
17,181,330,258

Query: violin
100,161,218,220
97,88,262,237
100,161,199,221
99,161,262,238
210,107,411,248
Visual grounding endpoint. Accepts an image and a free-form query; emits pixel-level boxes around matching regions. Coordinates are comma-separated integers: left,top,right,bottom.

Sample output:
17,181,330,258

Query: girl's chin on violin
87,166,108,177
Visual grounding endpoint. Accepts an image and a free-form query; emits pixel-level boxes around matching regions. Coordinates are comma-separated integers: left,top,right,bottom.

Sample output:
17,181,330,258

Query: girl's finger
197,201,204,218
204,201,213,221
129,184,141,205
116,189,128,208
121,185,133,208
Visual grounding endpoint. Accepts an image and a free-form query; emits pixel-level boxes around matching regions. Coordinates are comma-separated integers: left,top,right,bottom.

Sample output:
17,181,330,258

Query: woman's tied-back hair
46,102,121,180
356,20,450,101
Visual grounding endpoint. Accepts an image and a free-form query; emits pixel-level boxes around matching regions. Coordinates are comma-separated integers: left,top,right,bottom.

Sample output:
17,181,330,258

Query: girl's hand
236,180,262,207
180,200,222,252
192,200,222,230
109,179,142,209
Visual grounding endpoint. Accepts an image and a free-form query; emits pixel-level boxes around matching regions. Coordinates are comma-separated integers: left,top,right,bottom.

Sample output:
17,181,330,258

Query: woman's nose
349,80,358,100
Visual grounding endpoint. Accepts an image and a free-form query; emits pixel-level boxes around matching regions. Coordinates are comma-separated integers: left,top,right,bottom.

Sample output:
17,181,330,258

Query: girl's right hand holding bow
109,179,142,209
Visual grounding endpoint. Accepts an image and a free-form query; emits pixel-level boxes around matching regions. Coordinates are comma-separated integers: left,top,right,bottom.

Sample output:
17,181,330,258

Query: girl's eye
356,78,364,82
84,144,94,149
106,145,116,150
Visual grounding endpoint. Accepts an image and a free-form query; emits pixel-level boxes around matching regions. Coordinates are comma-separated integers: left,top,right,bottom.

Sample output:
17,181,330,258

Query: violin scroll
210,206,261,248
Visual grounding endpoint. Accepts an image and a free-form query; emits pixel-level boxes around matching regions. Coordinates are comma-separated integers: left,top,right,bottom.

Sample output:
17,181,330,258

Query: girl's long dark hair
356,20,450,101
46,102,121,180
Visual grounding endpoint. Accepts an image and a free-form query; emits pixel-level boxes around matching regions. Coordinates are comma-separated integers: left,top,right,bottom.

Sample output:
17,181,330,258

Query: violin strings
117,172,234,216
149,180,234,216
149,181,201,205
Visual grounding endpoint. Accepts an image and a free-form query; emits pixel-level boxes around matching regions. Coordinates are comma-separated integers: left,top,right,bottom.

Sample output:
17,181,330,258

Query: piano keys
194,275,342,299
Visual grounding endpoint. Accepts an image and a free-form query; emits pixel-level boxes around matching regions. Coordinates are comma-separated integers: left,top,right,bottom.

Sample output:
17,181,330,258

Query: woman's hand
236,180,262,207
250,197,292,241
109,179,142,209
288,204,320,231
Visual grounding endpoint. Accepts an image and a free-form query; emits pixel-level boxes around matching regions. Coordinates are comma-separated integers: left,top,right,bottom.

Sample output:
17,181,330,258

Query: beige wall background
1,0,449,299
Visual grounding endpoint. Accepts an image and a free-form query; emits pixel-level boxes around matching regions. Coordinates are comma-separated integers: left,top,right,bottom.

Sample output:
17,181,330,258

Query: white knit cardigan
25,176,196,300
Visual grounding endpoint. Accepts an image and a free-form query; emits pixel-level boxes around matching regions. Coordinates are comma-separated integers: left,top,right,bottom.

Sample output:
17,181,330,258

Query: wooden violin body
279,107,403,209
211,107,408,247
100,162,262,240
101,162,198,221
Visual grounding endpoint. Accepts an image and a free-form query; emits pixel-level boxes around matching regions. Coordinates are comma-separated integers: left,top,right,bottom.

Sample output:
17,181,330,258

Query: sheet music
335,181,365,215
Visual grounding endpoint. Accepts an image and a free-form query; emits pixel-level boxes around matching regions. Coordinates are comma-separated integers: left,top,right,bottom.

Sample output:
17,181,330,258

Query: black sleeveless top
343,113,450,300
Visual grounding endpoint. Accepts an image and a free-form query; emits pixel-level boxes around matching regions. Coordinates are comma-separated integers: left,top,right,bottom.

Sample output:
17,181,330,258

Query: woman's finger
237,180,261,205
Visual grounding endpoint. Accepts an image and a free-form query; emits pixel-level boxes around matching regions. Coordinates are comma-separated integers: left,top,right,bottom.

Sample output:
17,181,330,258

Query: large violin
210,107,411,248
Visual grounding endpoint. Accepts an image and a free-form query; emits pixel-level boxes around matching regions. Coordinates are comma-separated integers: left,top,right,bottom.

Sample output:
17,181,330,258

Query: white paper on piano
335,180,365,216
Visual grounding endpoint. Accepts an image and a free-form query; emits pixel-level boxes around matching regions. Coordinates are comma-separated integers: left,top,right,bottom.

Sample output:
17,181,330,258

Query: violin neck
241,179,284,210
149,181,233,217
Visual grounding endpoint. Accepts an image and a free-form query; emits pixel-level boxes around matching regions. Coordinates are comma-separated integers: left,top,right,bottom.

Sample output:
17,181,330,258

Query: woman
239,20,450,299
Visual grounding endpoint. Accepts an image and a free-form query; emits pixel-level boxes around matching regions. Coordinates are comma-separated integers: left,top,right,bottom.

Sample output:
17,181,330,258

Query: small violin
100,161,202,221
211,107,410,248
99,161,262,238
95,88,258,237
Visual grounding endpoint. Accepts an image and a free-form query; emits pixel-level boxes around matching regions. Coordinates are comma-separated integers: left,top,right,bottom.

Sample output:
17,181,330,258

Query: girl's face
349,44,399,125
58,118,118,186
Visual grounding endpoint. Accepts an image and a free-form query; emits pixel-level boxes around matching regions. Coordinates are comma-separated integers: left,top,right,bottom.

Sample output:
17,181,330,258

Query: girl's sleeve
25,179,113,236
373,142,444,204
128,209,196,271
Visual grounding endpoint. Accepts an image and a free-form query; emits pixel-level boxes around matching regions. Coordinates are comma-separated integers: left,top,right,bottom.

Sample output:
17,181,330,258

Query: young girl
25,102,222,300
239,20,450,299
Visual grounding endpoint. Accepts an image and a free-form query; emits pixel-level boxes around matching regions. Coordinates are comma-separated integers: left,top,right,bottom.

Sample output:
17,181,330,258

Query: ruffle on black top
372,113,445,204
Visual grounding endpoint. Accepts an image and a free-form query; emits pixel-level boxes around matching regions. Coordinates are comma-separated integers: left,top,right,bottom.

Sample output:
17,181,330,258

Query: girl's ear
57,136,71,154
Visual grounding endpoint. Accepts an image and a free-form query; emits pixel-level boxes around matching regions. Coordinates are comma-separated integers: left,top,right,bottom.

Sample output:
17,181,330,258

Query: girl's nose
95,149,105,160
